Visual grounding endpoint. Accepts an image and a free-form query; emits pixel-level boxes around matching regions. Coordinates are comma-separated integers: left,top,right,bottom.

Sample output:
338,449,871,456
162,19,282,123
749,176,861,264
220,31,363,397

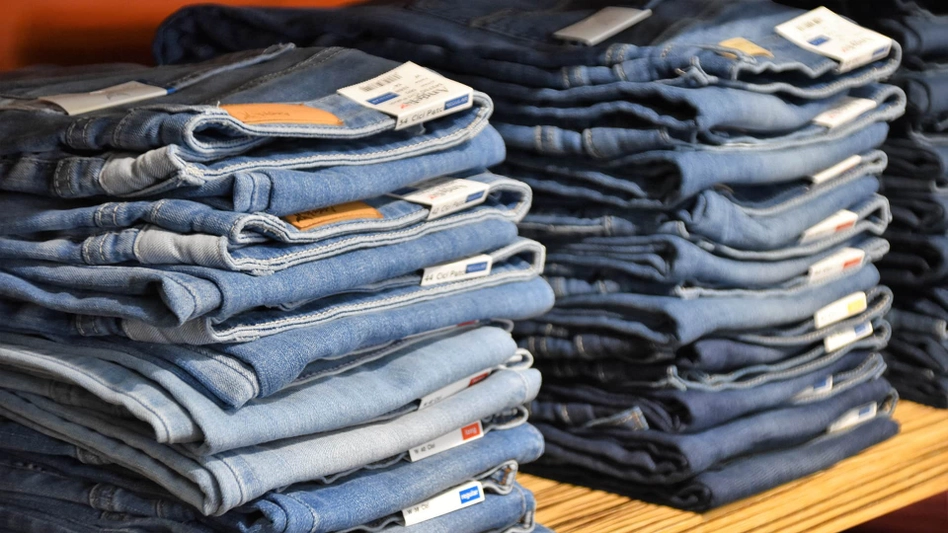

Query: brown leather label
221,103,343,125
718,37,774,59
283,201,383,231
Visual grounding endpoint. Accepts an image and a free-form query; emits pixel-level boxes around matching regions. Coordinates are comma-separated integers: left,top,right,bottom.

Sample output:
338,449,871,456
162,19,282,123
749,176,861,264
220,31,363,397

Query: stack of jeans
0,46,555,532
151,0,908,513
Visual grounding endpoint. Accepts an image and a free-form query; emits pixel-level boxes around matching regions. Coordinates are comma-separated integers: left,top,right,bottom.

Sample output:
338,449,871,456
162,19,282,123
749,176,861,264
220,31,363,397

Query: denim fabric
885,356,948,408
879,231,948,287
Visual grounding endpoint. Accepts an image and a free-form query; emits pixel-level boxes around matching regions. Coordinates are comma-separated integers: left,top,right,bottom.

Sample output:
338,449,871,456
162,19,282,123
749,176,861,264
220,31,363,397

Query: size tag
718,37,774,59
338,62,473,130
827,402,878,433
389,178,491,220
39,81,169,115
810,155,863,184
775,7,893,73
808,247,865,283
283,201,383,231
221,103,342,125
814,291,867,329
552,8,652,46
800,210,859,244
401,480,485,526
418,370,492,410
421,255,493,287
409,421,484,462
824,322,873,352
812,97,878,129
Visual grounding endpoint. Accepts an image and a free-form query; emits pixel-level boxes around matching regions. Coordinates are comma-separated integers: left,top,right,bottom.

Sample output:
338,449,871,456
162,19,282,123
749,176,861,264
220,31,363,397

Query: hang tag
812,97,878,129
808,247,865,283
39,81,169,115
718,37,774,59
552,7,652,46
827,402,878,433
401,480,485,526
814,291,867,329
800,210,859,244
409,421,484,462
283,201,383,231
824,322,873,352
338,62,473,130
221,103,342,125
421,255,493,287
418,370,492,410
389,178,491,220
775,7,893,73
810,155,863,184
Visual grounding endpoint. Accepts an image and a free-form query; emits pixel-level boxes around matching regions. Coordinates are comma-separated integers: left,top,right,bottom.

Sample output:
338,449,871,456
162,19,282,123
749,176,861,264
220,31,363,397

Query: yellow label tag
283,201,383,231
718,38,774,59
221,103,343,125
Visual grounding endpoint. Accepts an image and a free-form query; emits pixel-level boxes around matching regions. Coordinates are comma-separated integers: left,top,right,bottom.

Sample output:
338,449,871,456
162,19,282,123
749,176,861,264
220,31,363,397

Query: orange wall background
0,1,362,71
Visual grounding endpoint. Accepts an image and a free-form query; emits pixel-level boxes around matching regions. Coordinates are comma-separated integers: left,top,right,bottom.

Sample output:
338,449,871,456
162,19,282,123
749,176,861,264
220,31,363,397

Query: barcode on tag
39,81,169,116
827,402,878,433
418,370,492,410
814,291,867,329
800,210,859,244
390,178,491,220
401,480,485,526
338,62,474,129
421,255,493,287
409,421,484,461
824,321,873,352
808,247,865,283
775,7,893,73
812,97,878,129
810,155,863,184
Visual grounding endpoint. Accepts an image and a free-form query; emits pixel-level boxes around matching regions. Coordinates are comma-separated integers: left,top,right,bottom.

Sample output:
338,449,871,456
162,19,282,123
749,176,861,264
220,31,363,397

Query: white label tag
421,255,493,287
824,322,873,352
409,421,484,462
808,247,865,283
418,370,492,410
775,7,893,73
39,81,169,116
338,62,473,130
828,402,878,433
812,97,878,129
814,291,868,329
800,210,859,244
796,375,835,399
552,7,653,46
389,178,491,220
810,155,863,185
402,480,485,526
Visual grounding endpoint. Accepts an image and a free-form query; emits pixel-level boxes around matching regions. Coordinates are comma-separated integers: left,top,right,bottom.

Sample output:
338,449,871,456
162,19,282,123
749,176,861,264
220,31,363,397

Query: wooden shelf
521,401,948,532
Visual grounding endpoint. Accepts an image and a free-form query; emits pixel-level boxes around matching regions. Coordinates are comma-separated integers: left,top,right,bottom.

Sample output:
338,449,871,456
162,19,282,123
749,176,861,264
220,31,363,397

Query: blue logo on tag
465,191,485,203
368,92,399,105
872,46,888,58
858,405,875,417
808,35,829,46
465,261,488,274
854,323,871,335
459,486,481,504
444,94,469,110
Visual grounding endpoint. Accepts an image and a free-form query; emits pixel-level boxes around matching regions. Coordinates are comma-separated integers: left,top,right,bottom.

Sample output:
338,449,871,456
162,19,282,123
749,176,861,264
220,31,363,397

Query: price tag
401,480,485,526
812,97,878,129
824,322,873,352
409,421,484,462
810,155,863,184
775,7,893,73
828,402,878,433
800,210,859,244
808,247,865,283
39,81,169,115
389,178,490,220
814,291,867,329
421,255,493,287
418,370,492,410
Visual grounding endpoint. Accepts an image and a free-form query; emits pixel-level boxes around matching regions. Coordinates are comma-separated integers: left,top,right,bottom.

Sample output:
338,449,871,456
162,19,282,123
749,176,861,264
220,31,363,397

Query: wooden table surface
520,401,948,533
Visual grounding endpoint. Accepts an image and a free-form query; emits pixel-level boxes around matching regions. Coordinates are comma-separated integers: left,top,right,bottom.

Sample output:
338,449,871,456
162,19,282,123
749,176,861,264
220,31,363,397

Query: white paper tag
775,7,893,73
827,402,878,433
810,155,863,185
409,421,484,462
338,62,473,130
814,291,868,329
39,81,169,116
812,97,878,129
800,210,859,244
402,480,485,526
824,321,873,352
808,247,865,283
552,7,653,46
421,255,493,287
389,178,491,220
418,370,492,410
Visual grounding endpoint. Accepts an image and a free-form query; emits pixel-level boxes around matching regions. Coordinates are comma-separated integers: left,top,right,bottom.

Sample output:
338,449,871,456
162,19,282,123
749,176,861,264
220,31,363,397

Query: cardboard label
810,155,863,184
808,247,865,283
814,291,868,329
338,62,473,130
221,103,342,125
390,178,491,220
812,97,878,129
828,402,878,433
800,210,859,244
552,7,653,46
775,7,893,73
718,37,774,59
418,370,492,410
283,201,383,231
401,480,485,526
421,254,493,287
824,322,873,352
409,421,484,462
39,81,168,115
